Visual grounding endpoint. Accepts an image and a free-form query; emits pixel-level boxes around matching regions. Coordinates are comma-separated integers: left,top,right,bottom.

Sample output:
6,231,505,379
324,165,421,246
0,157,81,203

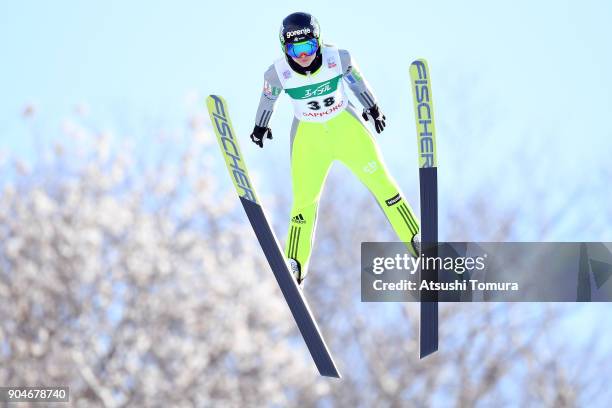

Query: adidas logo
291,213,306,224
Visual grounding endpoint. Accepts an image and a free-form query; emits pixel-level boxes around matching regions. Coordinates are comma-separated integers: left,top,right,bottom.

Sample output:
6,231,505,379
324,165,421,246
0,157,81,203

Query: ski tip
206,94,225,104
410,58,428,67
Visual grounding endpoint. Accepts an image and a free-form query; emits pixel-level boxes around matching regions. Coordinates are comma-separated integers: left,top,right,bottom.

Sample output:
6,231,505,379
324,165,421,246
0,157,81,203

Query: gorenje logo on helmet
286,27,311,38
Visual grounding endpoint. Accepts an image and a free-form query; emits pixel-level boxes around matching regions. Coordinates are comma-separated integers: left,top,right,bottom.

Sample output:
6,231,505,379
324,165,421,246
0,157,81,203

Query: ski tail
206,95,340,378
409,59,439,358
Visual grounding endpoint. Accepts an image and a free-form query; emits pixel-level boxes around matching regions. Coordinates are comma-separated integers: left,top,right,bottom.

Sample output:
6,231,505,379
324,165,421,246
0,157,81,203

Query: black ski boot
288,258,304,288
411,233,421,257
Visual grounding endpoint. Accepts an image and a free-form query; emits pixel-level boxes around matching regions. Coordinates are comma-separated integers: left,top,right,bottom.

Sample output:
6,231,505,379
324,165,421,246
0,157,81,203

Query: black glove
250,125,273,148
362,104,386,134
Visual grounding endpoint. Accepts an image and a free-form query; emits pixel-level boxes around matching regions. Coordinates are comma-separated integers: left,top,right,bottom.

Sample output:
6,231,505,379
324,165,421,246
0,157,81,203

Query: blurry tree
0,104,610,408
0,110,327,407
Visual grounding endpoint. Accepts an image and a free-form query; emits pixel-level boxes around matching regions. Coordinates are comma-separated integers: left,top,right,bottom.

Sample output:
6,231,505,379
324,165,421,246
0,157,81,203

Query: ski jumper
254,45,420,274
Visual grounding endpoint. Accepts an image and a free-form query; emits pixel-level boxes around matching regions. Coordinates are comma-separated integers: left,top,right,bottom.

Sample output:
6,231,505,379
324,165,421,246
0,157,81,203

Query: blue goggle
286,38,319,58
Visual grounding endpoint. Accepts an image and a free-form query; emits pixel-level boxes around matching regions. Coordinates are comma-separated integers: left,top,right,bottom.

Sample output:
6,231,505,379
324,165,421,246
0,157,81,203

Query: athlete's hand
250,125,273,148
362,104,386,134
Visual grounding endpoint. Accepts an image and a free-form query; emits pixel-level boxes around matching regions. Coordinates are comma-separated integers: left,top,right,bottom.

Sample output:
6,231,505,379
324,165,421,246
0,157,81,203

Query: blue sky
1,0,611,241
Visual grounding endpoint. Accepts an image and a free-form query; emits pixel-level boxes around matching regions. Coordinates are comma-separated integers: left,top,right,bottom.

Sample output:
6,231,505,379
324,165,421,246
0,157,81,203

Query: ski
409,59,439,358
206,95,341,378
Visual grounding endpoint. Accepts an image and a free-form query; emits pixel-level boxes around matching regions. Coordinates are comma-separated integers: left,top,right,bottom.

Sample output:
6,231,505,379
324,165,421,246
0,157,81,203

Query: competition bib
274,46,348,122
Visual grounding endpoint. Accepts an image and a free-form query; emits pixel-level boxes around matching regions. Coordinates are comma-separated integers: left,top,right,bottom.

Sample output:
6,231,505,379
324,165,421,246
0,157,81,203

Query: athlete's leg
285,119,333,277
330,109,420,254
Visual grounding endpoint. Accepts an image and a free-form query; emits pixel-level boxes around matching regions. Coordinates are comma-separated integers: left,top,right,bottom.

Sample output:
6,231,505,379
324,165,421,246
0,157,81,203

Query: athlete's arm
251,65,283,147
339,49,386,133
339,49,377,109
